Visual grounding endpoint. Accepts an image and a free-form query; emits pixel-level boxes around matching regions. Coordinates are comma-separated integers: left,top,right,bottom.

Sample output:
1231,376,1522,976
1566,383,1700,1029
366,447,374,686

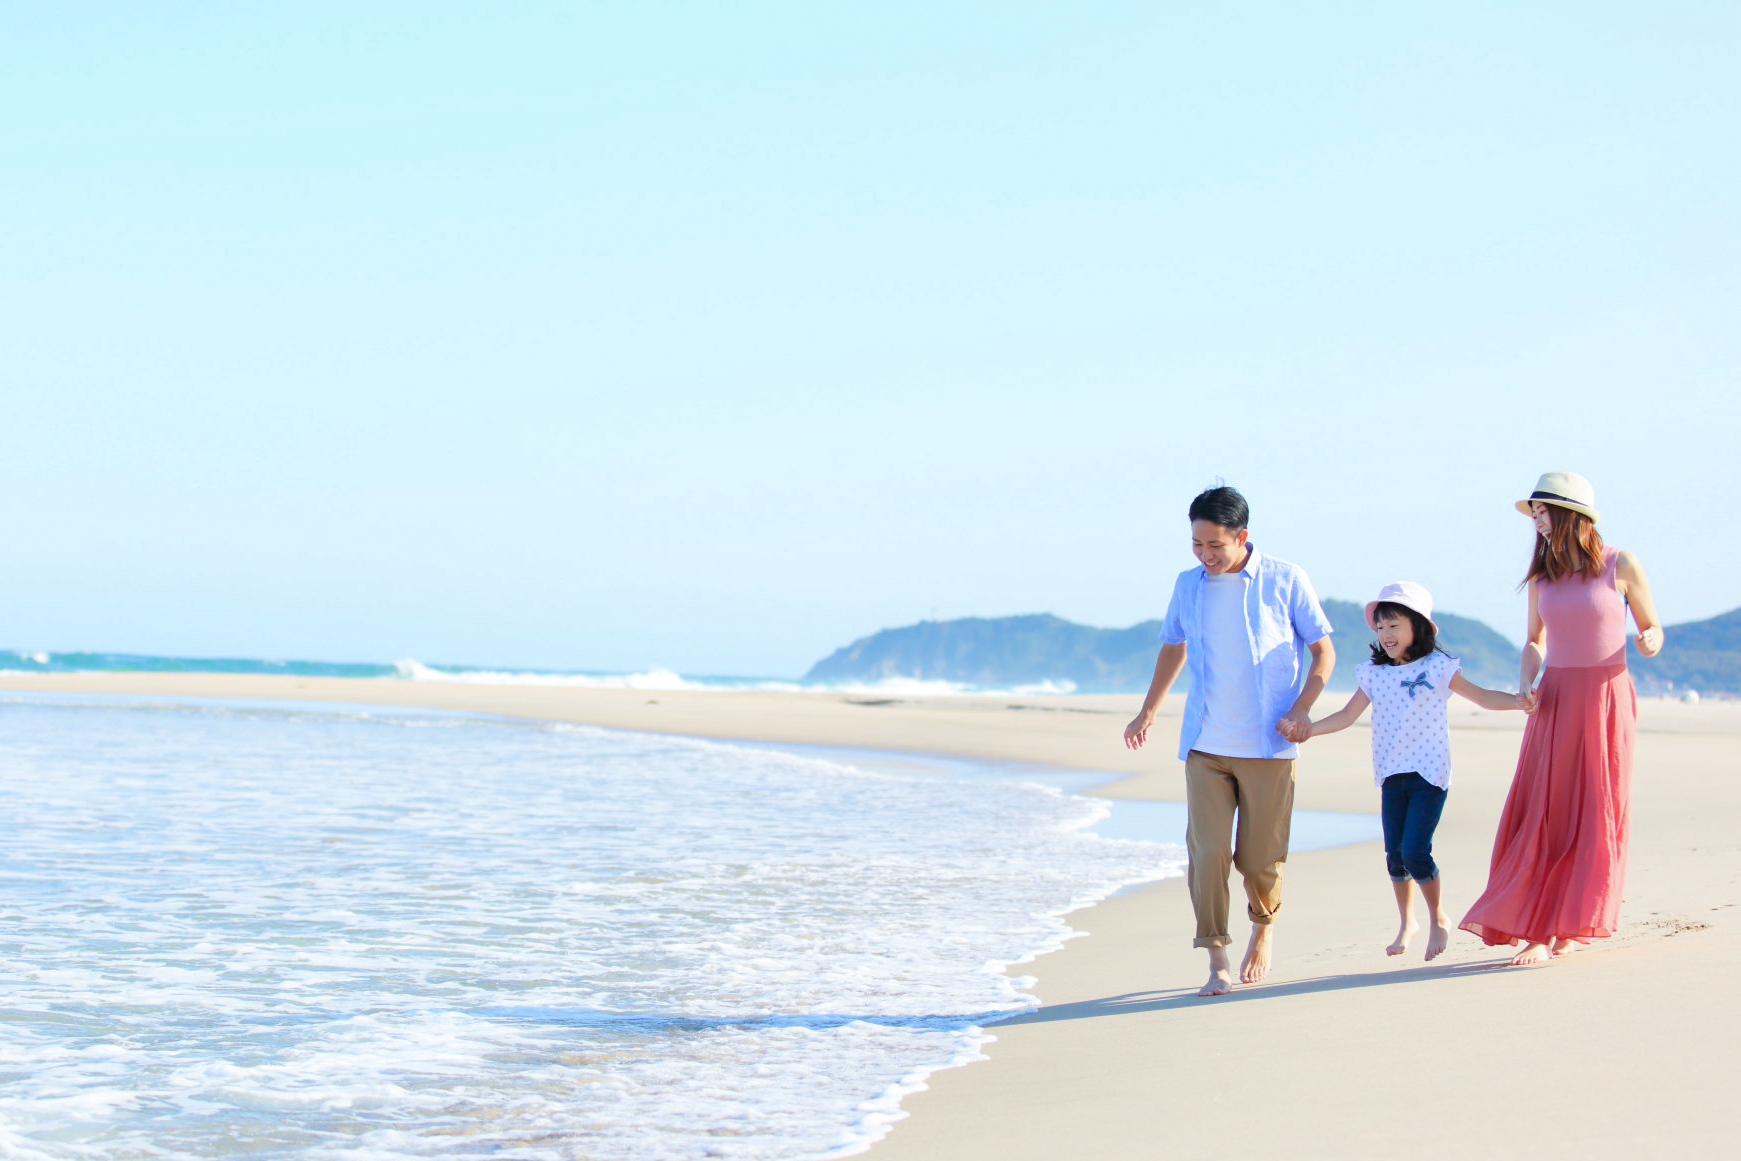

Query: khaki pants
1185,750,1296,948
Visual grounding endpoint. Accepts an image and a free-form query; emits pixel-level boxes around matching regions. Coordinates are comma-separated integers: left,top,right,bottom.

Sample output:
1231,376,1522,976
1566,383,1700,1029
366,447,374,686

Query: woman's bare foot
1550,937,1582,957
1424,920,1450,961
1386,919,1419,956
1199,946,1234,997
1240,924,1273,984
1510,941,1552,966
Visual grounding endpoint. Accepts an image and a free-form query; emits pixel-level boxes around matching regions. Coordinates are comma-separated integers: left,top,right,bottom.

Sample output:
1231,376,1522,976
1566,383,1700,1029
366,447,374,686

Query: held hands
1275,715,1312,743
1123,714,1153,750
1636,626,1663,657
1516,688,1539,714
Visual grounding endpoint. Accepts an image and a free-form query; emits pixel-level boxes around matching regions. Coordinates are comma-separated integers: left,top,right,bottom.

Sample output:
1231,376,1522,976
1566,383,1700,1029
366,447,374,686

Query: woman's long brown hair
1523,505,1607,585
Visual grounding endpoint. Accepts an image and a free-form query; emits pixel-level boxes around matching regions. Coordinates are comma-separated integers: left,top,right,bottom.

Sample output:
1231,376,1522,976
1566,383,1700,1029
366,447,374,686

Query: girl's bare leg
1387,879,1418,955
1418,876,1451,961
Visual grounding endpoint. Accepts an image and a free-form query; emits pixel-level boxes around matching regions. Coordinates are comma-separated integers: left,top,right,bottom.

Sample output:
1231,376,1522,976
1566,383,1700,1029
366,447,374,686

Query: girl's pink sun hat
1365,581,1437,632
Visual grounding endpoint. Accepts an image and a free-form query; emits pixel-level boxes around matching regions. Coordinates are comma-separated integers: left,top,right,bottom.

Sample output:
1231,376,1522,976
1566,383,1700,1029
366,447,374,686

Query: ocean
0,651,1077,696
0,694,1183,1159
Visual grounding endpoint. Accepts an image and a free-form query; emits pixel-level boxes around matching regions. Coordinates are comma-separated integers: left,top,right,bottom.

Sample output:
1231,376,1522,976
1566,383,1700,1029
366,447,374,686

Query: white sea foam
392,658,713,690
392,659,1077,697
0,698,1180,1160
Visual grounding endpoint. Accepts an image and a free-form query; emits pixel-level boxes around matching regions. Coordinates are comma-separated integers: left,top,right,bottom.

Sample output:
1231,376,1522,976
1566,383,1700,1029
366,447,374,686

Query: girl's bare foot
1424,921,1450,961
1386,919,1419,956
1240,924,1273,983
1550,937,1581,957
1510,941,1552,966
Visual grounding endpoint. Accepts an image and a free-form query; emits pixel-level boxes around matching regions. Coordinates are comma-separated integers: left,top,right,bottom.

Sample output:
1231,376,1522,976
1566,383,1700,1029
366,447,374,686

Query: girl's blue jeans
1380,772,1446,882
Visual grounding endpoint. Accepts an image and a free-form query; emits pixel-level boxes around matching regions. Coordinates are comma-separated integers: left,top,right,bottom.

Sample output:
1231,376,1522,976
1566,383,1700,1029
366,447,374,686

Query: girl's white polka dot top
1355,651,1461,789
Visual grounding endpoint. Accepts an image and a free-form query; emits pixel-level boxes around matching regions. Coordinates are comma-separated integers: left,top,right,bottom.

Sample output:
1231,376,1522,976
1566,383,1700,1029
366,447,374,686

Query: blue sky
5,3,1737,676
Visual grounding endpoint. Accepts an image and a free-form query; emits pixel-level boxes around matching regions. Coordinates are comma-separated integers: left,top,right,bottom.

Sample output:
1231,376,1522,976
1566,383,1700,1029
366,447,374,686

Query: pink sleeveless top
1539,546,1628,668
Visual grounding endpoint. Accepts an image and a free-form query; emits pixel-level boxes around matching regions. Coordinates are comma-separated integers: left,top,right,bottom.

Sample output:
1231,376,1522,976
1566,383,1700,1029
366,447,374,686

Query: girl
1279,582,1534,960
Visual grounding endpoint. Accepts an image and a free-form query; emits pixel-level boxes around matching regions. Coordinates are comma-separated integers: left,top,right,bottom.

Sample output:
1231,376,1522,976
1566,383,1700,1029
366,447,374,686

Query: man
1124,486,1334,997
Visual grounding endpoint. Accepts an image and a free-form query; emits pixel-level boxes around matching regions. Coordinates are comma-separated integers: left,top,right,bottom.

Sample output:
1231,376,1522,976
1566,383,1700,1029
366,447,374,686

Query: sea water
0,651,1077,695
0,696,1183,1159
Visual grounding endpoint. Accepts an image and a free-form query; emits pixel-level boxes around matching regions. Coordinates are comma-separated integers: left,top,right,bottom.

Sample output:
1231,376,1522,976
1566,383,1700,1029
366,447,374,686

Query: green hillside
1628,607,1741,695
806,602,1522,692
807,604,1741,695
803,613,1165,691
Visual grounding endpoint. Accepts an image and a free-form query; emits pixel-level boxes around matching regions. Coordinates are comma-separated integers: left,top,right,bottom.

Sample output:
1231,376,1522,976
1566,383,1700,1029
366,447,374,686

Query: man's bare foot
1199,965,1234,996
1386,919,1419,956
1510,941,1552,966
1199,947,1234,997
1424,921,1450,961
1550,937,1581,957
1240,924,1273,984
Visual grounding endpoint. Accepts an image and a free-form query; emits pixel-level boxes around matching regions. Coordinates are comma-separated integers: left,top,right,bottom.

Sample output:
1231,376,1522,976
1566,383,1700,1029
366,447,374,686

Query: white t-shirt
1355,652,1461,789
1192,572,1267,759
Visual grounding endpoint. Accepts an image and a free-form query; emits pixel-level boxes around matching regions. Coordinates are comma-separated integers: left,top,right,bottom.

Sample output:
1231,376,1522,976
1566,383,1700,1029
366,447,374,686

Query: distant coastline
7,603,1735,697
805,601,1522,693
806,603,1740,696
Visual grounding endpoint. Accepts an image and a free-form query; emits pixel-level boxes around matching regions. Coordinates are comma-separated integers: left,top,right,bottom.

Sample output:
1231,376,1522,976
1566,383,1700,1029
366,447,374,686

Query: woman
1460,471,1663,966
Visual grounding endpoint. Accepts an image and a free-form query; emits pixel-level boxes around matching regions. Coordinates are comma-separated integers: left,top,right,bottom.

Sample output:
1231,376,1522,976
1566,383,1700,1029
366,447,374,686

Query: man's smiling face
1191,520,1248,575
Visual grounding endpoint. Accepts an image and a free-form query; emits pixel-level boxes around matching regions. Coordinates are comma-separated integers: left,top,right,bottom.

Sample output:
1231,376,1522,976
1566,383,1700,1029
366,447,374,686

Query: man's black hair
1188,485,1249,532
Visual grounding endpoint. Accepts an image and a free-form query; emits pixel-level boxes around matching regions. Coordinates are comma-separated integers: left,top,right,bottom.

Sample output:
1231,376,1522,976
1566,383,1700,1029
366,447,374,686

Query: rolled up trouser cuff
1193,935,1232,948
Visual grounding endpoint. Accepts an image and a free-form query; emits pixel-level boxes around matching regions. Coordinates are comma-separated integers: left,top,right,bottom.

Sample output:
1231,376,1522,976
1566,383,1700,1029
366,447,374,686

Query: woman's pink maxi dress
1460,546,1636,947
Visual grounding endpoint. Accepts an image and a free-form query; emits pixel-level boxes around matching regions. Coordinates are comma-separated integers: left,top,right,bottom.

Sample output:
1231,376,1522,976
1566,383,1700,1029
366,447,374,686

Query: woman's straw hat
1365,581,1437,632
1516,470,1599,523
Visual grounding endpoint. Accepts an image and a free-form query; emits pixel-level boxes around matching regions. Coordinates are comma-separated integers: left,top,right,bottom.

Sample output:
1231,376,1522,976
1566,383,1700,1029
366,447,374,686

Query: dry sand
4,672,1734,1158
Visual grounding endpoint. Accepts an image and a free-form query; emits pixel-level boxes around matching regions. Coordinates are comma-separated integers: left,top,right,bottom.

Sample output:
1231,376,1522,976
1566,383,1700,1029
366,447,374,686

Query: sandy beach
5,672,1734,1158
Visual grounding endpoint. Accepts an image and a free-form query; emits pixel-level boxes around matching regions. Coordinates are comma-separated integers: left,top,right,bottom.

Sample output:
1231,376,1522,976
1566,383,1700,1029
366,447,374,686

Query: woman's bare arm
1520,579,1547,691
1616,550,1664,657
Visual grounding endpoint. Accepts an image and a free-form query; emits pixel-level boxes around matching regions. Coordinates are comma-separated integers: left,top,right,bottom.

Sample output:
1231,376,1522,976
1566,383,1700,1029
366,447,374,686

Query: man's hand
1276,714,1311,743
1124,714,1153,750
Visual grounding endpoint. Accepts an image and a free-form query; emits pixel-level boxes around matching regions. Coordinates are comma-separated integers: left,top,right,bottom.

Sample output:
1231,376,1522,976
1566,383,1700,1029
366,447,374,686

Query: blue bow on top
1401,673,1433,698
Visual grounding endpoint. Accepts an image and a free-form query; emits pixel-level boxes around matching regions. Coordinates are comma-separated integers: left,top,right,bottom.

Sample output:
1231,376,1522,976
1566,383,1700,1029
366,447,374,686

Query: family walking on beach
1123,475,1662,996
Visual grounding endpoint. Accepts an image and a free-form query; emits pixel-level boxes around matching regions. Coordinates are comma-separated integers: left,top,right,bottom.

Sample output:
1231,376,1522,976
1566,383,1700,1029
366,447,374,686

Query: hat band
1529,489,1586,507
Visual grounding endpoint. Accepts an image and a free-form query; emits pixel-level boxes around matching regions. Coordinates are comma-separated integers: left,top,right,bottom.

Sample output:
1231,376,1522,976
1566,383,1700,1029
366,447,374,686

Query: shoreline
4,673,1737,1157
1,677,1201,1158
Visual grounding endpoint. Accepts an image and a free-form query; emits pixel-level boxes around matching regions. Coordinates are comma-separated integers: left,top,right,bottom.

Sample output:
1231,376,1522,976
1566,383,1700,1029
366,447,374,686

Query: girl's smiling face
1374,612,1416,663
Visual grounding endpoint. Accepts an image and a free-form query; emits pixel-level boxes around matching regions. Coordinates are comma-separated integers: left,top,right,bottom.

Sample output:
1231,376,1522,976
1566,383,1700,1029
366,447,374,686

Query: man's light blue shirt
1158,544,1334,762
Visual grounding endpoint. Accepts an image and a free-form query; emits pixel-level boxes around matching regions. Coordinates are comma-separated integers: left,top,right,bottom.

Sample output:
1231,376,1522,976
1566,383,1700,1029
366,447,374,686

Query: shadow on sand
991,955,1524,1024
477,956,1533,1035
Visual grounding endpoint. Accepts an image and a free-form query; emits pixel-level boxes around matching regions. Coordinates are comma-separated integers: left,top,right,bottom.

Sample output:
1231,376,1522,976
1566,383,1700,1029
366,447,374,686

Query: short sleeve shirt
1355,652,1461,789
1156,545,1334,762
